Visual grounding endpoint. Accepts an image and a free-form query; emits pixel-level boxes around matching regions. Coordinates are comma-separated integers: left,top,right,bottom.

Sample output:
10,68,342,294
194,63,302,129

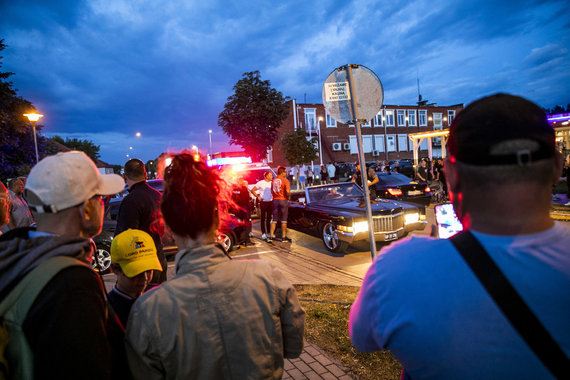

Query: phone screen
434,203,463,238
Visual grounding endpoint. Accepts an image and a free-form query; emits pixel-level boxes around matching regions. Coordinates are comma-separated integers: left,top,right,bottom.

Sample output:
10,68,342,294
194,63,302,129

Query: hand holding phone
434,203,463,238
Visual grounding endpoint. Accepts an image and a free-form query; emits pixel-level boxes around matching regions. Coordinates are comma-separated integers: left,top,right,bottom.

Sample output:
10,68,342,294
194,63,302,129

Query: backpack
0,256,86,380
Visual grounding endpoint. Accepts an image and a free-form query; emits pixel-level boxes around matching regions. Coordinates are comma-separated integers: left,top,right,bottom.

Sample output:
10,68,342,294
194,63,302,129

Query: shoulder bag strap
450,231,570,379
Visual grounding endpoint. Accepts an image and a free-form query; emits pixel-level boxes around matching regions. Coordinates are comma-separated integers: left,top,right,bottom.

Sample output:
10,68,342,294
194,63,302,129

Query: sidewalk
284,342,353,380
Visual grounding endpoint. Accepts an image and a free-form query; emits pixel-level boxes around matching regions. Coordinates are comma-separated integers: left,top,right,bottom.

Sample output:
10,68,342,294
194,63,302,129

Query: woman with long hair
125,152,305,379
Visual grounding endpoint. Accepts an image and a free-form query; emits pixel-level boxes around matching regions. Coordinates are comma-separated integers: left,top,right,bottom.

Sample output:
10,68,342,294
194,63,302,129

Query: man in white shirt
326,162,336,183
251,171,273,241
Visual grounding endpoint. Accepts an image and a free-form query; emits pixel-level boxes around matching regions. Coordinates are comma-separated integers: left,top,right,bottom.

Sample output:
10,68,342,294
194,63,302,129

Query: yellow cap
111,229,162,277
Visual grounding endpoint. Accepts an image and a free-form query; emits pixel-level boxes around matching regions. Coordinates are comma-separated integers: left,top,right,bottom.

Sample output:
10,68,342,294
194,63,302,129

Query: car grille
373,213,404,232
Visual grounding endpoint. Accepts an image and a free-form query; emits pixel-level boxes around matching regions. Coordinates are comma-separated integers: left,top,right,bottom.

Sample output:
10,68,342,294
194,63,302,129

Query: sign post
322,64,384,260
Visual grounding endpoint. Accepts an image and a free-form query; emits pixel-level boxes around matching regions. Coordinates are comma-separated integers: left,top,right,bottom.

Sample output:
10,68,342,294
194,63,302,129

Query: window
375,111,383,127
387,135,396,152
304,108,317,134
419,110,427,126
374,135,385,152
397,110,406,126
448,110,456,126
407,110,417,126
362,120,371,128
433,113,443,130
420,138,428,150
398,134,408,151
385,110,395,126
349,135,373,153
326,114,336,128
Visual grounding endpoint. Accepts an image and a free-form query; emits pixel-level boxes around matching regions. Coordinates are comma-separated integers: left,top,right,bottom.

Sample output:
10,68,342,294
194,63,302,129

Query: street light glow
135,132,141,137
24,113,44,122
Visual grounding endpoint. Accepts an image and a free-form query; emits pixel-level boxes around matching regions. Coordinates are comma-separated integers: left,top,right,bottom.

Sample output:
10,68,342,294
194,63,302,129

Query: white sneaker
261,233,267,240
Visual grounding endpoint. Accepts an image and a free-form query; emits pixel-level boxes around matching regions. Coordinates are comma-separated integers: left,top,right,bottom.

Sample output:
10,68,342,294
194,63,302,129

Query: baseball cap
111,229,162,277
447,93,555,166
25,151,124,213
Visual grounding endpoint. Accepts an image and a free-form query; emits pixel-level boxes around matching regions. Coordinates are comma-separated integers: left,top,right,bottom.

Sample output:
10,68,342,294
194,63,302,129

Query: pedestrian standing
327,162,336,184
232,177,253,246
298,164,306,190
7,177,34,229
332,162,340,183
125,153,305,379
115,158,166,284
270,166,291,243
307,167,314,186
251,171,273,241
320,164,328,184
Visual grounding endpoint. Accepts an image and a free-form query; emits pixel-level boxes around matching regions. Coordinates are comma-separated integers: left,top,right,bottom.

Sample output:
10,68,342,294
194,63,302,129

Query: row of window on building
340,134,430,154
303,108,456,132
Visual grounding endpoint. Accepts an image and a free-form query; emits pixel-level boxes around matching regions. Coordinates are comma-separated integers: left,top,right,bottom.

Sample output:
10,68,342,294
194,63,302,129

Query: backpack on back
0,256,86,380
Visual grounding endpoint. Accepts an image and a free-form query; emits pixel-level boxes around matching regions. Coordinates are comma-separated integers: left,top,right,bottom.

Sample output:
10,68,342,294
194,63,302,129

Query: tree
0,39,46,181
281,128,318,167
218,71,289,161
50,135,101,161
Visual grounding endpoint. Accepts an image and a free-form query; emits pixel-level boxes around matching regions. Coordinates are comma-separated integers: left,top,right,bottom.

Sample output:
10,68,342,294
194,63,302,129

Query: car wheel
217,232,235,252
92,246,111,274
320,222,348,253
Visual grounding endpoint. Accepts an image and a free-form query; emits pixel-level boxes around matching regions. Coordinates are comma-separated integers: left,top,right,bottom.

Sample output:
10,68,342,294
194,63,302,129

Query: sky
1,0,569,165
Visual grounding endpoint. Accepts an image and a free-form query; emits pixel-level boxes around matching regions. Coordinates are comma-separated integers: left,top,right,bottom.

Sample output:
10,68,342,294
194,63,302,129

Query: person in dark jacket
115,158,166,284
0,151,127,380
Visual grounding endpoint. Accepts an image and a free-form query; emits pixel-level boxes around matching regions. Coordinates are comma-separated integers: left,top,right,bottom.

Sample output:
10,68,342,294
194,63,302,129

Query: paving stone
305,370,323,380
321,373,338,380
326,364,346,377
314,354,333,366
309,361,328,375
288,368,306,380
299,352,316,364
284,360,295,370
339,375,354,380
303,344,321,356
294,360,312,373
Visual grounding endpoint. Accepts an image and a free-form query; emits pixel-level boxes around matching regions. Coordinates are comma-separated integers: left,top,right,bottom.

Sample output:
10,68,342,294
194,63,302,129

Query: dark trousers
260,201,272,235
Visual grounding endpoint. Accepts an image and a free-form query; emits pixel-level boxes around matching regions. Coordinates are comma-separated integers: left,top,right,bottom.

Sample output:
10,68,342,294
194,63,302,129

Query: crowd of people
0,93,568,379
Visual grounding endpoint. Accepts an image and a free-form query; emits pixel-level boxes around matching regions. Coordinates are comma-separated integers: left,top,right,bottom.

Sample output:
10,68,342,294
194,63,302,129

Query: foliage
281,128,318,166
218,71,289,161
50,135,101,161
543,104,570,114
0,39,47,181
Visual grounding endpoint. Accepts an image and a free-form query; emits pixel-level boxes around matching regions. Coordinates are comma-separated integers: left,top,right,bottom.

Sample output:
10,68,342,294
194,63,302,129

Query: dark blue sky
1,0,569,164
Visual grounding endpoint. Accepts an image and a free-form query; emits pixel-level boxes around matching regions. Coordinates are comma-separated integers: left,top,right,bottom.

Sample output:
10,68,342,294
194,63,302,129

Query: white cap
25,151,125,213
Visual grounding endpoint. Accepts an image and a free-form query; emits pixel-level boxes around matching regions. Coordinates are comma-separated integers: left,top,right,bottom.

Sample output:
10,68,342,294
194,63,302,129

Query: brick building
269,99,464,167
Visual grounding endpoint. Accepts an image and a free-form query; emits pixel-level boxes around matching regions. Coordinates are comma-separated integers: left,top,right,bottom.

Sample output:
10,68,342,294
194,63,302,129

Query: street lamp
135,132,141,137
208,130,213,155
318,116,324,166
24,113,44,163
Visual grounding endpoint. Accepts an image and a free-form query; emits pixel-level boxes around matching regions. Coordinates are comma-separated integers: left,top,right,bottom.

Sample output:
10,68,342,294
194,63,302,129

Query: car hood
309,197,416,216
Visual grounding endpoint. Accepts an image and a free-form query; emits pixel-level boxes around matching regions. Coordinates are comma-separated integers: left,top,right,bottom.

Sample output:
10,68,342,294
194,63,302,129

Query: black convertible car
288,182,427,253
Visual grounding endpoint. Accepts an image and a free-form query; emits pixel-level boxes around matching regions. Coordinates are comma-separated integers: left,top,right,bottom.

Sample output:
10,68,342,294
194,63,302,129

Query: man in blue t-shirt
349,94,570,380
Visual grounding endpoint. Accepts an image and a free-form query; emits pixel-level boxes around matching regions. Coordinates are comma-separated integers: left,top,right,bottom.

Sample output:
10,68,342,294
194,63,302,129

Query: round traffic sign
322,64,384,124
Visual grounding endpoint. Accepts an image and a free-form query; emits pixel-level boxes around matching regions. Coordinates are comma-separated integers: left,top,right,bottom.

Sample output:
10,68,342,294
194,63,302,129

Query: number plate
385,232,398,241
408,190,421,196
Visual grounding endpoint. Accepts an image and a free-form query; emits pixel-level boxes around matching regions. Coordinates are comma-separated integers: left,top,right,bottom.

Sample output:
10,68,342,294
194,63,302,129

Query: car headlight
405,213,420,225
337,225,353,233
353,221,369,234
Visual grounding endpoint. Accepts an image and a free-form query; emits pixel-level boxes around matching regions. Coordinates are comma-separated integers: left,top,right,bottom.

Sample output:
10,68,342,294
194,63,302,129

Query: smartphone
434,203,463,238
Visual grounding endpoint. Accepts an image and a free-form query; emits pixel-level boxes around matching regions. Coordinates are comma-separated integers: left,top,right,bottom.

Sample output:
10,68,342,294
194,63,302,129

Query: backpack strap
450,231,570,380
0,256,88,322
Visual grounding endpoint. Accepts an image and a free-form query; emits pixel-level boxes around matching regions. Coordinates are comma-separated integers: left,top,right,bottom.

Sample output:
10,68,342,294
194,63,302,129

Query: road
103,205,436,290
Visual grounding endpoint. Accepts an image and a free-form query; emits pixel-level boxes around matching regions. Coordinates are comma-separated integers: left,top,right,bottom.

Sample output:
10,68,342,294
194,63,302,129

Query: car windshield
377,172,413,185
307,183,363,203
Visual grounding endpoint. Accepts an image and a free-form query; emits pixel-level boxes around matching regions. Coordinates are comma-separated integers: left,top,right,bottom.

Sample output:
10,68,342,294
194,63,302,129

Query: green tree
50,135,101,161
0,39,46,180
218,71,289,161
281,128,318,166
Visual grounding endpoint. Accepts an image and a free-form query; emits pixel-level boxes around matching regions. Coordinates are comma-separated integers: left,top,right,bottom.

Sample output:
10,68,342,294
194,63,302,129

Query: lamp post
318,116,324,166
208,129,213,155
24,113,43,163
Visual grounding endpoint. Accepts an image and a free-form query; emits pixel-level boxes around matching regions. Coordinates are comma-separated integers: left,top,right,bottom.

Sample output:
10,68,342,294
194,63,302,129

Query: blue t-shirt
349,223,570,380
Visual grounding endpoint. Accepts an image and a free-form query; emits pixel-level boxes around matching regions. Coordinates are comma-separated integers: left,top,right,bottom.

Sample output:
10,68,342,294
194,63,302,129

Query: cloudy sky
1,0,569,164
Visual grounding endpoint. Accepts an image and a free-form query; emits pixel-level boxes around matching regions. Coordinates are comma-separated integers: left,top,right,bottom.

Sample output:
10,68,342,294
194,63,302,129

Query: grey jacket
126,243,305,380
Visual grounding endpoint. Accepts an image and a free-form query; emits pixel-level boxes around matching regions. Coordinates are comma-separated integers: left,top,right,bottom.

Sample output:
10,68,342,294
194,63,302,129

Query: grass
295,284,402,380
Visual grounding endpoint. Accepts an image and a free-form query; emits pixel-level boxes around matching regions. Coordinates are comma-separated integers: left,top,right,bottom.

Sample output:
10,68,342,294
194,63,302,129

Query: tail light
388,188,403,196
424,186,431,193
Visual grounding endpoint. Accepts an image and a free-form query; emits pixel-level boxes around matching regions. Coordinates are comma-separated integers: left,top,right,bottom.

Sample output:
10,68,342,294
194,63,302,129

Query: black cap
448,93,555,166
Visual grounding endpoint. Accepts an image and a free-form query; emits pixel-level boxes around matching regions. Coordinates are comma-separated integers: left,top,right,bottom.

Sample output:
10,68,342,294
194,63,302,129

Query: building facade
269,100,464,167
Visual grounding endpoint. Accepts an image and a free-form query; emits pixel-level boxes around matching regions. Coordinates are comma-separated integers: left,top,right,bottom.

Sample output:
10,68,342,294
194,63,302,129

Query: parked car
389,159,415,178
336,162,356,181
287,182,427,253
92,180,247,273
374,171,431,206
